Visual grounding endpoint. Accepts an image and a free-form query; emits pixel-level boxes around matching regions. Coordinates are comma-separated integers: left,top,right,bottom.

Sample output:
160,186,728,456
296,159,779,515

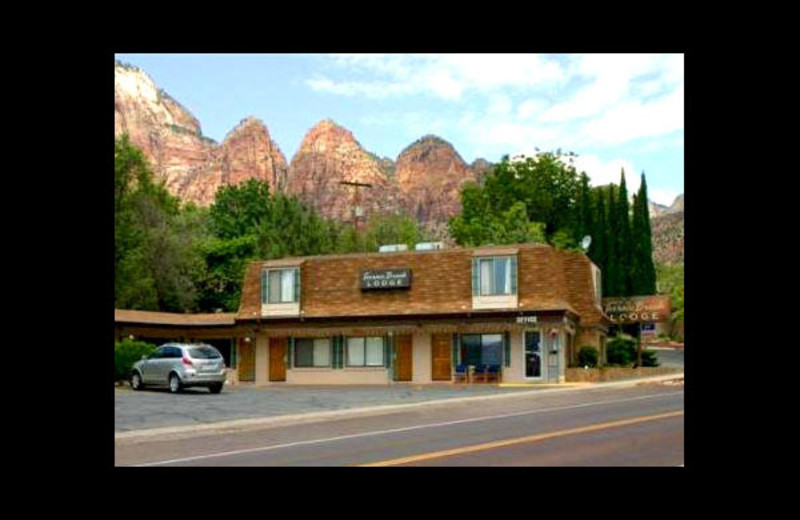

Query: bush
606,334,661,367
115,339,156,382
606,334,637,366
577,346,598,368
641,349,660,367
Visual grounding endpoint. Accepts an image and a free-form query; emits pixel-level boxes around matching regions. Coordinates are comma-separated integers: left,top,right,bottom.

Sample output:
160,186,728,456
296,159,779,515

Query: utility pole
339,180,372,234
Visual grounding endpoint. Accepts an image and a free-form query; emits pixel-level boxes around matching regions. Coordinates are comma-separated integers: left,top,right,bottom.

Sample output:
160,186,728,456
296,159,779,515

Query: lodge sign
602,295,671,324
361,269,412,290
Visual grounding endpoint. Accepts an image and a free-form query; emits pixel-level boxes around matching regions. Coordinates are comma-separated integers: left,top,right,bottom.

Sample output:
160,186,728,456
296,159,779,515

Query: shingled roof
237,243,608,328
114,309,236,326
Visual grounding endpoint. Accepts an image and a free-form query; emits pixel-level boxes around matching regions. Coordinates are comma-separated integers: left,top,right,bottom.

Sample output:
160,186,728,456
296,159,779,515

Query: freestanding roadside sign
602,295,671,366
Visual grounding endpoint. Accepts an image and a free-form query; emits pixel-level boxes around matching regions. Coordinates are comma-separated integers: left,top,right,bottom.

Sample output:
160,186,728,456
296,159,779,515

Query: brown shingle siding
236,243,610,328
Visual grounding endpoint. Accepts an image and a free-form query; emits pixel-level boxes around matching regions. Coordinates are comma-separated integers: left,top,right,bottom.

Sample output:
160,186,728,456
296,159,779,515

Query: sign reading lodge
361,269,412,290
602,295,671,324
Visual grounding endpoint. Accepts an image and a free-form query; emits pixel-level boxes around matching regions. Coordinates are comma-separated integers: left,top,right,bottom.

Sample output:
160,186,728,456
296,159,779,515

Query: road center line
132,391,683,467
359,410,684,466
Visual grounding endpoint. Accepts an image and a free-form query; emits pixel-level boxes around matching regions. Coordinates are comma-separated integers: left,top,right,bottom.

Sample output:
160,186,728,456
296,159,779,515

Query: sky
115,53,684,206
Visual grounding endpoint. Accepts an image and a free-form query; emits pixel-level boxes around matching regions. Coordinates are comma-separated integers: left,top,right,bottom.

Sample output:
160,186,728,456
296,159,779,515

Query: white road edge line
132,390,683,467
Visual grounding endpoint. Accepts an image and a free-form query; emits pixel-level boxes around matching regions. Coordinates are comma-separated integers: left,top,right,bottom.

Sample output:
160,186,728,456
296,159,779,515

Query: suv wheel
209,383,223,394
169,373,182,393
131,372,144,391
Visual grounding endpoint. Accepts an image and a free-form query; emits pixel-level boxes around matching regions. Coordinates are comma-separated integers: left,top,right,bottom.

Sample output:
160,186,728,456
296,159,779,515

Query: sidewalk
115,372,683,444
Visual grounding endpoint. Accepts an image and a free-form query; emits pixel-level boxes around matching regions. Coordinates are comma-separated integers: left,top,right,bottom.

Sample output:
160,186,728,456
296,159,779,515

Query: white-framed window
294,337,331,367
262,268,300,304
474,256,516,296
346,336,385,367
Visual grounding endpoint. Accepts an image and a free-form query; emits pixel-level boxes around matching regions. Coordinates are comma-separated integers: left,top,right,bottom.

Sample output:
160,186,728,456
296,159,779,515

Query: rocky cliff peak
115,63,289,204
395,134,476,223
287,120,401,221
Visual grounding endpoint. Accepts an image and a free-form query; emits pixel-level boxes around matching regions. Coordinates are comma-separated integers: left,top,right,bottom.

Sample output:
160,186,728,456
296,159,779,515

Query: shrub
641,349,660,367
606,334,637,366
115,339,156,382
577,346,598,368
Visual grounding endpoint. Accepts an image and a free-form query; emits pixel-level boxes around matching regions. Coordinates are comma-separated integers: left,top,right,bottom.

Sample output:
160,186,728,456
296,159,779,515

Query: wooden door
395,334,413,382
431,333,452,381
238,339,255,382
269,337,287,382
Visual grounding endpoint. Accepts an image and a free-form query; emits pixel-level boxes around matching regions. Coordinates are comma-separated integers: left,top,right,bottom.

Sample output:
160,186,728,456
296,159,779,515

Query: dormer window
473,256,517,296
262,268,300,304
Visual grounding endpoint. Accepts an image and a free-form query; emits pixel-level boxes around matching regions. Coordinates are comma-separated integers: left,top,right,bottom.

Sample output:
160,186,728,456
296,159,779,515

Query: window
475,256,516,296
188,346,222,359
347,336,385,367
460,334,503,366
163,346,182,358
262,268,299,304
294,338,331,367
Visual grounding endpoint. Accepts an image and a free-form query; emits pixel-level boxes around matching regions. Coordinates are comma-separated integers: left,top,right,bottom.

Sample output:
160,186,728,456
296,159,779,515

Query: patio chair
454,364,469,383
472,364,488,383
485,364,501,383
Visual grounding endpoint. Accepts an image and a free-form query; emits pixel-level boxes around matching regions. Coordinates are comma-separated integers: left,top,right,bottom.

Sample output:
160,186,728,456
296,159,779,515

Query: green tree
605,184,620,296
637,173,657,294
575,172,593,245
588,187,608,286
451,152,580,247
617,170,632,296
114,135,202,312
656,262,684,340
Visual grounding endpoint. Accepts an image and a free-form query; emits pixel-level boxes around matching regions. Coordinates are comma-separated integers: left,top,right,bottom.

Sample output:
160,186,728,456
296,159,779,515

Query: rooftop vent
378,244,409,253
414,242,445,251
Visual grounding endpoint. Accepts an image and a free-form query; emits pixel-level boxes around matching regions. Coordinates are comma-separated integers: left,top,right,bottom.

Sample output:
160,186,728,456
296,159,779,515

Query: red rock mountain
114,62,287,205
286,119,403,222
395,136,477,223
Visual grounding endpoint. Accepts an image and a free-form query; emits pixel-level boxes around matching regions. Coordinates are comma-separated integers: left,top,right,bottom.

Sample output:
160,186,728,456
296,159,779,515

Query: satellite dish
581,235,592,251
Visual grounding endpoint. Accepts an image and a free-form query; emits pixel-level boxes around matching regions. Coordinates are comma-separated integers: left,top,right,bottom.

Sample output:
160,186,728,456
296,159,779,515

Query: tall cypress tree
637,173,657,294
606,184,619,297
576,172,592,244
631,191,644,294
589,187,607,294
617,170,632,296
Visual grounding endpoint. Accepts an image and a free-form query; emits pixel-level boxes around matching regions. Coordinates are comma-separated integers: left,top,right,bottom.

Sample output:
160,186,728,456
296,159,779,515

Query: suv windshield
189,346,222,359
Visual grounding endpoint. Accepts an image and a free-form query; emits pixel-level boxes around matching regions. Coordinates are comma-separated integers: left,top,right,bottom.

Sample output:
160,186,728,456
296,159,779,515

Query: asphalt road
117,382,683,467
651,347,684,368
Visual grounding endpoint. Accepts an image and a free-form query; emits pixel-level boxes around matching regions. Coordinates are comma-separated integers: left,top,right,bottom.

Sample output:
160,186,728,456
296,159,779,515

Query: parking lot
114,383,537,432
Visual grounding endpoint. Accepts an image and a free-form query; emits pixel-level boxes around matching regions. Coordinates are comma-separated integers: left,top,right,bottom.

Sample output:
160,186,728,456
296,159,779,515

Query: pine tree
617,170,632,296
606,184,619,297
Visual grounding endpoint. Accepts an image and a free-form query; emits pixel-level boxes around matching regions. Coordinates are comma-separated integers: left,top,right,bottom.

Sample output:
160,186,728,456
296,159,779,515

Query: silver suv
130,343,227,394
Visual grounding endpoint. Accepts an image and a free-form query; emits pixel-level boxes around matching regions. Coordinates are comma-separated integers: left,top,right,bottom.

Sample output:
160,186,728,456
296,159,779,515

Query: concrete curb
115,372,683,444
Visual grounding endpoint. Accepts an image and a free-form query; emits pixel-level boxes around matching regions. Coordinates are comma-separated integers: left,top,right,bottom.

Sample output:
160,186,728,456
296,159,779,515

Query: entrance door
524,331,542,379
431,333,452,381
395,334,413,382
238,339,255,382
269,337,287,382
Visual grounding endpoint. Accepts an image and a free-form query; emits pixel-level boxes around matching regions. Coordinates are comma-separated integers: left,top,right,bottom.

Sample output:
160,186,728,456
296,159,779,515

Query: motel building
115,242,611,386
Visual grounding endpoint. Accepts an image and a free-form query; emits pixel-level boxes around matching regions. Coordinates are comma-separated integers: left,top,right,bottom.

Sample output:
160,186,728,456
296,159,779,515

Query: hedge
115,339,157,382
